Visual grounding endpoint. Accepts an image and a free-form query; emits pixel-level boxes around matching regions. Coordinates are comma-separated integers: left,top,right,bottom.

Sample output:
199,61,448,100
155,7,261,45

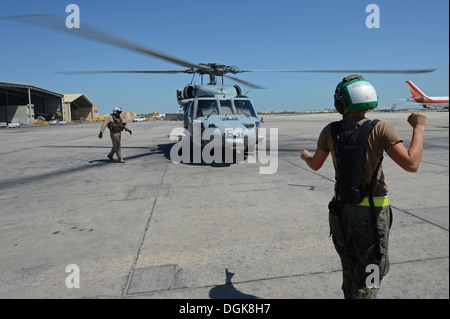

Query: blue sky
1,0,448,115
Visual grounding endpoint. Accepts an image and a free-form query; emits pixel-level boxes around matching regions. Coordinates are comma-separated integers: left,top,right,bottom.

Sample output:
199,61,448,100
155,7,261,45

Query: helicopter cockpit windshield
194,97,258,120
196,100,219,118
219,100,234,115
234,99,257,117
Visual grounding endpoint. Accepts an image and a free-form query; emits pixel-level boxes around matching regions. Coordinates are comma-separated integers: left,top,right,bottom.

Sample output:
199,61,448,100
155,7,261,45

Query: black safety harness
330,118,384,265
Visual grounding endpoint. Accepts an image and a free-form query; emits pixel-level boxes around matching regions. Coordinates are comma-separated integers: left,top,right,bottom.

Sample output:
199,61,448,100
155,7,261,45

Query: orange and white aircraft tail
406,81,449,108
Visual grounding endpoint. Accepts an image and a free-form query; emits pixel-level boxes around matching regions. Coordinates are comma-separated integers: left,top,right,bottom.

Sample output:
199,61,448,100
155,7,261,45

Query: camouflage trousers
328,198,392,299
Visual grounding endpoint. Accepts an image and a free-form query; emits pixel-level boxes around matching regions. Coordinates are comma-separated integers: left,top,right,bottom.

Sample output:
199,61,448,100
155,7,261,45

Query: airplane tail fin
406,81,428,98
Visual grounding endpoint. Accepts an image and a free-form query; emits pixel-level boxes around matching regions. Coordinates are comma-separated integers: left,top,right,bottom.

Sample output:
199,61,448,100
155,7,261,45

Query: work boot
119,159,126,163
107,155,114,162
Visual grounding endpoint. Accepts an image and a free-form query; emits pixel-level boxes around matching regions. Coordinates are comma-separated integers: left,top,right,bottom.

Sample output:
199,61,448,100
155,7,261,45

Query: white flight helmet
112,106,122,114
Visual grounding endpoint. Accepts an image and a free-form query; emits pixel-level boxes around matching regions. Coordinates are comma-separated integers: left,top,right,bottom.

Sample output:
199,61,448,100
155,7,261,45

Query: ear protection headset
334,75,364,114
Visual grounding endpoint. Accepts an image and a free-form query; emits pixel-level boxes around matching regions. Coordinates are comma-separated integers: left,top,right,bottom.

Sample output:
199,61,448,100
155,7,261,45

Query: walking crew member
98,106,132,163
300,75,426,298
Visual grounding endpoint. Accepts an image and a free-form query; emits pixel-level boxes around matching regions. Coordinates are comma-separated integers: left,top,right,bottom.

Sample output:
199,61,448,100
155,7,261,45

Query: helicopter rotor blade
5,14,212,73
238,69,437,74
223,75,267,89
57,70,191,75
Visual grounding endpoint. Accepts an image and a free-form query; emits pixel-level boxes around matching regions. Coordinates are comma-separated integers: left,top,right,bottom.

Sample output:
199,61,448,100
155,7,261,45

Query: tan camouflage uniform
100,115,130,163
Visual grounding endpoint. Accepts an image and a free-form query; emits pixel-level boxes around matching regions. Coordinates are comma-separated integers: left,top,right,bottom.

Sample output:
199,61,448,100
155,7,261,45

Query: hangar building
0,81,64,124
0,82,94,124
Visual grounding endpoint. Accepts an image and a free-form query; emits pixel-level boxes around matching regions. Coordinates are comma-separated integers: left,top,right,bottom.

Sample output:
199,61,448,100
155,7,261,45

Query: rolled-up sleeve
317,124,332,152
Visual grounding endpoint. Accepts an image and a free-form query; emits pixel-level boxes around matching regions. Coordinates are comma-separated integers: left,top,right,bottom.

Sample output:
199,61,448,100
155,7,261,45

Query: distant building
121,112,137,120
0,82,96,124
63,94,95,122
165,113,182,121
0,81,64,124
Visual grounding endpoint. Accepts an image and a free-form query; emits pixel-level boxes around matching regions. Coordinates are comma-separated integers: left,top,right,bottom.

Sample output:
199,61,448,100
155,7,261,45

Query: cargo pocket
375,205,392,277
328,200,347,256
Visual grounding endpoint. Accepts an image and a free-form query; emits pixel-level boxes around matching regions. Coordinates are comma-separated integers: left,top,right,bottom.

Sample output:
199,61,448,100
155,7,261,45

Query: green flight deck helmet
334,75,378,115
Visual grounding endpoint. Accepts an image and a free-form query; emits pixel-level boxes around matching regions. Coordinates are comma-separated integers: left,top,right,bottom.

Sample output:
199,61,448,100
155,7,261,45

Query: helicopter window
219,100,234,115
188,101,194,119
185,101,194,128
234,100,257,117
197,100,218,118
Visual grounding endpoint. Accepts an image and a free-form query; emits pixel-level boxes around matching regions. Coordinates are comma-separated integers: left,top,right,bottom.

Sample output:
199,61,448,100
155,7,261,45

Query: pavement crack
121,163,170,298
281,158,335,183
391,205,449,231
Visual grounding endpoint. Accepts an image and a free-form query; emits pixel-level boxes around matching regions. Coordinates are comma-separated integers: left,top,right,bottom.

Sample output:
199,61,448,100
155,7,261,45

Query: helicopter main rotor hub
194,63,242,84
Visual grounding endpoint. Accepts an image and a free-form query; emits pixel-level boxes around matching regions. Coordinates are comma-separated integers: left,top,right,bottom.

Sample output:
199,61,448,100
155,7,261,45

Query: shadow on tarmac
0,147,162,192
209,268,260,299
158,143,252,167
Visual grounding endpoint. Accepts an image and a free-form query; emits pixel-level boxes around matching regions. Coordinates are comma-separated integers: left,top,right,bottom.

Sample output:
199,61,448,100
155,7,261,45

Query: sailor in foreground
300,75,426,298
98,106,132,163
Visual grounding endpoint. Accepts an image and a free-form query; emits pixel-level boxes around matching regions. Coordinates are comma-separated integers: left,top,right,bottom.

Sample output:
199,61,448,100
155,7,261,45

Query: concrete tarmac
0,111,448,299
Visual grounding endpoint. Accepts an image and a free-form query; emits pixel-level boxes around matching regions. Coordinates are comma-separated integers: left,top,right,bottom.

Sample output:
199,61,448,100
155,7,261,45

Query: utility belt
334,193,389,207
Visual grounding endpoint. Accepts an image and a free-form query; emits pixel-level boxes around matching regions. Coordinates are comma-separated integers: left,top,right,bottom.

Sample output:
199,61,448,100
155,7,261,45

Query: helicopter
174,63,264,156
5,14,436,160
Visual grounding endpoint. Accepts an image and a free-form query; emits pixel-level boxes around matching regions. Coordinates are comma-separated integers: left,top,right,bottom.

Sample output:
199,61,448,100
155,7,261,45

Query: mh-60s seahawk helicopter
6,14,436,158
175,62,264,153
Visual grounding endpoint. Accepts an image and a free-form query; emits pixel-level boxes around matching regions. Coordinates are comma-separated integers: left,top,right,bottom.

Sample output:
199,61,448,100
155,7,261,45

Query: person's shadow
209,268,260,299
